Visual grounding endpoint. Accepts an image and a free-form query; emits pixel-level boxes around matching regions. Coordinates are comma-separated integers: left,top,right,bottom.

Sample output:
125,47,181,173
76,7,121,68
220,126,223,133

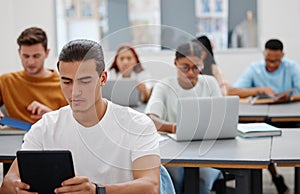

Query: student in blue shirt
228,39,300,103
228,39,296,194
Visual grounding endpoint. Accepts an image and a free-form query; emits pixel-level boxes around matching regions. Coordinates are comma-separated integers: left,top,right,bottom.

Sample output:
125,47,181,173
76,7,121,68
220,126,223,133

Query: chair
160,165,176,194
212,171,235,194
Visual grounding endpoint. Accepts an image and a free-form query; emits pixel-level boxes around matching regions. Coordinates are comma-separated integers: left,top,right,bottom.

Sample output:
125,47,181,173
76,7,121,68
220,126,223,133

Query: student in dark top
193,35,228,95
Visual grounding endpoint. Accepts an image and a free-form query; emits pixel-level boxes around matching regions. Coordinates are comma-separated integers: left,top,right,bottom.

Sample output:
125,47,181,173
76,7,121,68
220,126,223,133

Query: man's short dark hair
57,39,105,76
265,39,283,51
17,27,48,51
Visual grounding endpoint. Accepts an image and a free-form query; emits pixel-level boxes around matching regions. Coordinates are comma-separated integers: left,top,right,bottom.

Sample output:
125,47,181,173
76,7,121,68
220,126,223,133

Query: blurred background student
145,41,223,194
108,43,152,102
0,26,67,123
193,35,228,95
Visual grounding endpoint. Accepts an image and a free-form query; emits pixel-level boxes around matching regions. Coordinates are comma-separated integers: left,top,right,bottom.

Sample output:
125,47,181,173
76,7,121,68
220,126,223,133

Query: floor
0,163,294,193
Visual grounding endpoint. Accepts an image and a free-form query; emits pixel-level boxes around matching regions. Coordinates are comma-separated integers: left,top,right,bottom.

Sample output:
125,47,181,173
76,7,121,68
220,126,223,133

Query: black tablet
17,150,75,194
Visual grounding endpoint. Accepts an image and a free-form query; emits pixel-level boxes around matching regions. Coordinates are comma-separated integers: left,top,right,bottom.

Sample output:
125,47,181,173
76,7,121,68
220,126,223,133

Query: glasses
177,64,203,73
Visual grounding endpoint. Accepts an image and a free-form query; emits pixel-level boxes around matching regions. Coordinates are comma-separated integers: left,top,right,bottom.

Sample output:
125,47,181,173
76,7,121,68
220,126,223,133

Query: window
56,0,257,52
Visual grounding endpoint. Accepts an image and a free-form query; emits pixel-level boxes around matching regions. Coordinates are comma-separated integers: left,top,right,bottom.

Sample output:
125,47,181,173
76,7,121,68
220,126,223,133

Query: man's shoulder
282,58,299,67
0,71,24,81
108,102,152,123
43,105,71,119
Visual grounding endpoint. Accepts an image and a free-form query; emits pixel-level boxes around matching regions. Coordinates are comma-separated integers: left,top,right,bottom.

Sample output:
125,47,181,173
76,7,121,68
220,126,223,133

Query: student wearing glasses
145,42,222,194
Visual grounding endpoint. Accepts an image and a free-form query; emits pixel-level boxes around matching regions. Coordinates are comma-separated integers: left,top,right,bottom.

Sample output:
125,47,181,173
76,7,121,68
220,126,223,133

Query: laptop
102,79,140,107
17,150,75,194
168,96,239,141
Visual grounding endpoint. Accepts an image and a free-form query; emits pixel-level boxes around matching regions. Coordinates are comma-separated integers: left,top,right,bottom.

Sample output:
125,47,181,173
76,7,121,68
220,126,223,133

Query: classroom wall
0,0,299,85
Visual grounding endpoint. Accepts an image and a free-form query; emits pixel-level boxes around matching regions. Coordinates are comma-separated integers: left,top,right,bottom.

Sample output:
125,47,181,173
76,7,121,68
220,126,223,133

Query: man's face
175,56,203,87
18,43,49,76
59,59,105,113
264,49,284,73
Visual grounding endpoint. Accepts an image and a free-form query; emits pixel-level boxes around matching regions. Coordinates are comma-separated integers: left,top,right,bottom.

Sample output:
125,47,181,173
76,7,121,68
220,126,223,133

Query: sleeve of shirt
144,80,168,119
291,62,300,94
131,114,160,162
233,63,255,88
21,118,45,150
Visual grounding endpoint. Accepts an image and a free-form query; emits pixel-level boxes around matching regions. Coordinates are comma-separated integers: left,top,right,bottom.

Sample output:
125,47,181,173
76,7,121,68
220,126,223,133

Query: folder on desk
0,117,32,131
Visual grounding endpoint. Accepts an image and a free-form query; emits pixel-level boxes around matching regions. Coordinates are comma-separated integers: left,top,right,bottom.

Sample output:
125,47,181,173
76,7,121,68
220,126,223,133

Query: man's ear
174,59,177,67
100,71,107,86
45,48,50,58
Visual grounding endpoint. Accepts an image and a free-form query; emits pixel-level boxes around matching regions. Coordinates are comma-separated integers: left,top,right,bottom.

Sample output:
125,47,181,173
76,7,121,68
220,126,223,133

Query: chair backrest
160,165,175,194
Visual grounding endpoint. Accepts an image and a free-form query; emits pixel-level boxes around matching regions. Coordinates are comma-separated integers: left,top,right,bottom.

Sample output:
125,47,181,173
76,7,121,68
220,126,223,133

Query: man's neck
73,99,108,127
26,68,52,78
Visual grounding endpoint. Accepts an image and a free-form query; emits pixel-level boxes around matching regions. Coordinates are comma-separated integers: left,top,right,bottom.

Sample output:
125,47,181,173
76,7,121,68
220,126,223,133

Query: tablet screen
17,150,75,194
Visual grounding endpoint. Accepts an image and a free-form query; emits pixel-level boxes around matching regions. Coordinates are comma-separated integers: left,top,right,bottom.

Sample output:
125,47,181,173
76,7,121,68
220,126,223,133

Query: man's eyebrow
61,76,72,81
78,76,92,81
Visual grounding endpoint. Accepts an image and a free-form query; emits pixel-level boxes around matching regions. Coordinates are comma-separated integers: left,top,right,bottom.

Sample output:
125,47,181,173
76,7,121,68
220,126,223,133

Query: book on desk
0,117,32,135
237,123,282,138
250,89,294,105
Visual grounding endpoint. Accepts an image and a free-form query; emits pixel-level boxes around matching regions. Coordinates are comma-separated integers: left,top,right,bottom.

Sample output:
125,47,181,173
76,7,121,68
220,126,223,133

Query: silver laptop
102,79,140,107
168,96,239,141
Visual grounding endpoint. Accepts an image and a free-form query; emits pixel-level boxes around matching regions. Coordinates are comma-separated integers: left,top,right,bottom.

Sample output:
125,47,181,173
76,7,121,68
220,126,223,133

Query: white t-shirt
22,101,160,184
144,75,222,122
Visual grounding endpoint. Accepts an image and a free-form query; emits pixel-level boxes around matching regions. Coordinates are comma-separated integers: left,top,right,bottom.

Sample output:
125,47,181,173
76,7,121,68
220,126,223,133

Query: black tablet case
17,150,75,194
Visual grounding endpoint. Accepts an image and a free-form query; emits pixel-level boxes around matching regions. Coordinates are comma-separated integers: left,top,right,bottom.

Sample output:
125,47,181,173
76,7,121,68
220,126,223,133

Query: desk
160,136,271,194
271,128,300,194
0,134,24,176
268,102,300,123
239,103,269,122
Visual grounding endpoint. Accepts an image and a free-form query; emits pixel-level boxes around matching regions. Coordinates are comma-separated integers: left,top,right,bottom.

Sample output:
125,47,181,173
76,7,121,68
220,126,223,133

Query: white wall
0,0,300,85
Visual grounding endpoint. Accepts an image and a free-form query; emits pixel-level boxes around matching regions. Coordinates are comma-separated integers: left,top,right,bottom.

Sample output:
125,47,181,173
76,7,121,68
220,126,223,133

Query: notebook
0,117,32,131
237,123,282,138
17,150,75,194
167,96,239,141
102,79,140,106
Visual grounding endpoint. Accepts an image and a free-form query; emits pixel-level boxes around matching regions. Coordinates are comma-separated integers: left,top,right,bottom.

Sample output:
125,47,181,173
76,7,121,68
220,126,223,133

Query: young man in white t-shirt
0,39,161,194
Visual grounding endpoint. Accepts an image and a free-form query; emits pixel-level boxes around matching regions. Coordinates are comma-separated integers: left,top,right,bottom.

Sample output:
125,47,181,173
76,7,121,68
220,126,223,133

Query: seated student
0,27,67,123
144,42,222,194
0,39,162,194
228,39,295,194
108,44,152,103
193,35,228,95
228,39,300,102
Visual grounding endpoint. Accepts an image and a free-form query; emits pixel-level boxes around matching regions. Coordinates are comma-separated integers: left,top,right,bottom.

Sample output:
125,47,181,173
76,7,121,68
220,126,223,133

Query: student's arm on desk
102,155,160,194
290,93,300,102
1,156,161,194
227,86,276,98
147,114,176,133
137,83,152,103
